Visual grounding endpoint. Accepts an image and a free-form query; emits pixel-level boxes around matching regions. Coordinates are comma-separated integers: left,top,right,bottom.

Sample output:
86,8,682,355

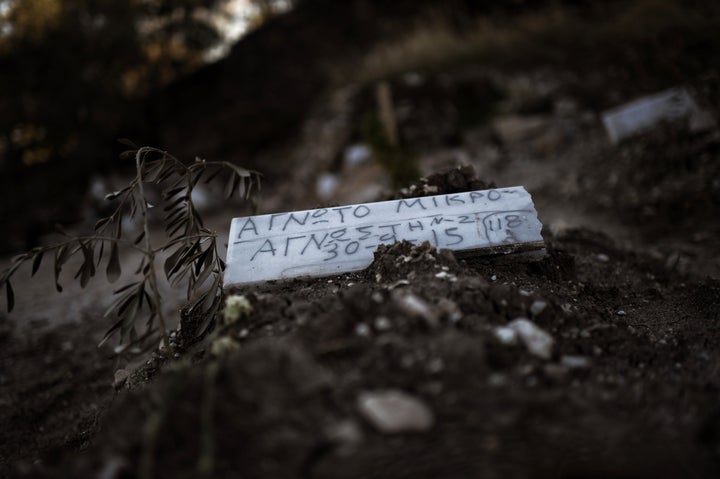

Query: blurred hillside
1,0,719,252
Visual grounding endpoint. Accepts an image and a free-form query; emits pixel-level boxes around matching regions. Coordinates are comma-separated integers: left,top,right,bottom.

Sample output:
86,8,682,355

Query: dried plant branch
0,143,261,355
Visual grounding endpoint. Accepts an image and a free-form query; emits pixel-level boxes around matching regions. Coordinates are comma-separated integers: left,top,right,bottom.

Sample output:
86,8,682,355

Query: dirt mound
16,220,714,478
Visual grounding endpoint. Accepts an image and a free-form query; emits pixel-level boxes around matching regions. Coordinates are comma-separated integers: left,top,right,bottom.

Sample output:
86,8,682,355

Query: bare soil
3,64,720,479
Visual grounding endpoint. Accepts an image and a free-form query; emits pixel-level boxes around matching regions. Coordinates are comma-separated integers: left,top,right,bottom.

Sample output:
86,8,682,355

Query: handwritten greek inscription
224,186,544,285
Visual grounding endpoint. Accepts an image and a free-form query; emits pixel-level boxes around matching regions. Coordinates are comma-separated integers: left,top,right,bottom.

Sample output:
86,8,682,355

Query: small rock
393,291,439,328
355,323,371,337
343,144,371,167
223,295,253,325
507,318,555,359
529,300,547,317
434,271,458,282
374,316,391,331
596,253,610,262
113,369,129,389
494,326,518,345
616,310,626,316
560,355,591,369
316,172,339,199
357,390,434,434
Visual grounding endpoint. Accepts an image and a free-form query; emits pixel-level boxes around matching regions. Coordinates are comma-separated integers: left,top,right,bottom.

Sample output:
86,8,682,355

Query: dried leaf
114,214,123,239
119,150,135,160
31,250,44,277
223,173,239,200
106,243,121,283
194,262,215,291
163,195,186,212
95,240,105,267
94,217,111,231
98,316,125,347
54,223,69,236
203,166,223,184
113,282,138,295
144,159,165,182
6,280,14,312
118,138,138,148
105,190,123,201
168,220,187,238
162,186,186,200
164,246,186,280
228,164,252,178
78,241,96,288
54,245,69,292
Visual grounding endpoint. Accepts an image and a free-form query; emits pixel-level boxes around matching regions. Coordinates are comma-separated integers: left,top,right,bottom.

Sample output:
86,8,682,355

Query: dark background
2,0,719,252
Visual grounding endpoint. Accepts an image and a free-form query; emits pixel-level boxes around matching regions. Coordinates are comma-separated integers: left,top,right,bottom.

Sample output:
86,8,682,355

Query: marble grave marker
224,186,544,286
602,88,699,144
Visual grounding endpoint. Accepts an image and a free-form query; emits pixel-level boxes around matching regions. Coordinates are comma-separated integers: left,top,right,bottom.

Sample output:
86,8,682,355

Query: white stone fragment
224,186,544,286
494,326,519,345
602,88,700,144
343,144,371,168
507,318,555,359
560,355,591,369
529,300,547,317
393,292,439,327
223,295,253,325
316,173,340,199
357,390,434,434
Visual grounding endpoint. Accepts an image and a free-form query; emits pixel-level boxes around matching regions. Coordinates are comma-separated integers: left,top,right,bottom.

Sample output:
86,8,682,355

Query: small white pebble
355,323,371,337
494,326,518,345
529,300,547,317
490,275,497,281
560,355,591,369
374,316,391,331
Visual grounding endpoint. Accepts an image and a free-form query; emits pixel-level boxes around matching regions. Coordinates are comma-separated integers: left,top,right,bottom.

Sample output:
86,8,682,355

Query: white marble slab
224,186,544,286
602,88,699,144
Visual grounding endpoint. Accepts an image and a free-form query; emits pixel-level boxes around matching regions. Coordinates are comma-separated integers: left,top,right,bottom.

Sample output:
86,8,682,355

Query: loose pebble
113,369,129,389
355,323,371,337
494,326,519,345
223,295,253,325
508,318,555,359
357,390,434,433
393,292,439,327
529,300,547,317
560,355,591,369
374,316,391,331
